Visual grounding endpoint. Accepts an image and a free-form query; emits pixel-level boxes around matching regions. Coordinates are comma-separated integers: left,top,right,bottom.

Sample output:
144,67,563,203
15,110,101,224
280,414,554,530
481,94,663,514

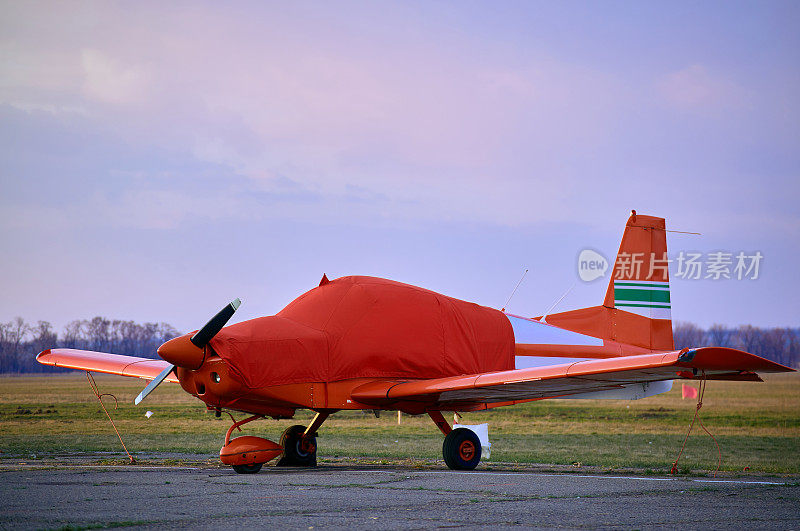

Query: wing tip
682,346,795,373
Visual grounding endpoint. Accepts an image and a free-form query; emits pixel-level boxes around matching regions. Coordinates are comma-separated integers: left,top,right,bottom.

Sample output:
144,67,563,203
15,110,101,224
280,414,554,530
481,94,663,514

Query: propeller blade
136,298,241,403
134,363,175,405
190,298,241,348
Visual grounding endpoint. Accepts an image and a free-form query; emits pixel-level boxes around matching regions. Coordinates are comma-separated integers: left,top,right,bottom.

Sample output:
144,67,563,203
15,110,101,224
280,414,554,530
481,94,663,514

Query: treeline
0,317,181,373
0,316,797,374
673,322,799,369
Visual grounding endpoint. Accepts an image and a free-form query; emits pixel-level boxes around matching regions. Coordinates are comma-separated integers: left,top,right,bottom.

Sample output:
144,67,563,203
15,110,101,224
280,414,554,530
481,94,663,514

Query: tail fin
542,211,674,352
603,210,671,321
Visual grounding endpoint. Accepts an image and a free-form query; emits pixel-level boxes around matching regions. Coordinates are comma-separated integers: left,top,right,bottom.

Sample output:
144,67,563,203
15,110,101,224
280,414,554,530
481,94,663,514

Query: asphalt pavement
1,460,798,529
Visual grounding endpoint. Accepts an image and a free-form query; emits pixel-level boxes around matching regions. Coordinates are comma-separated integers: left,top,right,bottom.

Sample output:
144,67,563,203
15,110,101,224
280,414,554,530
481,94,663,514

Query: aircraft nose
157,334,206,370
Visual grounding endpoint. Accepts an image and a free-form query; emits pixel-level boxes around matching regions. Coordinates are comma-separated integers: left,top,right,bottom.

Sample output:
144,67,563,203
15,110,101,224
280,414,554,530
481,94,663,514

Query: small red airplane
37,212,793,472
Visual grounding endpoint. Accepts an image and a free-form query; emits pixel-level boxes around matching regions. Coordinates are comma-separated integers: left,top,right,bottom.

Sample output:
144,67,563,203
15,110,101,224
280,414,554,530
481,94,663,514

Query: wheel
232,463,263,474
276,424,317,467
443,428,481,470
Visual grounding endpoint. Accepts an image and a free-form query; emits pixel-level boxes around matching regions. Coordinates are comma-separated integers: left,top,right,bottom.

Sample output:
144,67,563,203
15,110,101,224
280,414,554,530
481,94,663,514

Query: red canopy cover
209,276,515,388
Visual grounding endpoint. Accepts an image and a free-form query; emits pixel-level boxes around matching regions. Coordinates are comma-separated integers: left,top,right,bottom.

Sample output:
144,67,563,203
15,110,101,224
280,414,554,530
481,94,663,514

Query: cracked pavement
1,462,798,529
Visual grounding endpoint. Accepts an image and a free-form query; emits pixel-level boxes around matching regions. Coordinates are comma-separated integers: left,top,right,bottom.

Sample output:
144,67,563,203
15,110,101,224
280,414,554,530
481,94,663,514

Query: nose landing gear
219,414,282,474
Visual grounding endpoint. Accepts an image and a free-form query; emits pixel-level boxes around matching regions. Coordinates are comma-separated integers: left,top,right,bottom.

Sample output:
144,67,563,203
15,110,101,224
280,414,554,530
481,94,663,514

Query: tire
442,428,481,470
232,463,263,474
276,424,317,467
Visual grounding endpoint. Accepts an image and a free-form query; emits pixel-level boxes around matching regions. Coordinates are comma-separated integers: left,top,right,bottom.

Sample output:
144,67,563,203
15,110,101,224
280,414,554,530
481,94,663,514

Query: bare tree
0,322,9,372
0,318,31,372
707,324,732,347
0,314,186,373
761,328,789,366
31,321,57,354
733,325,762,354
62,319,86,348
86,316,111,351
158,322,181,342
788,331,800,368
672,321,706,349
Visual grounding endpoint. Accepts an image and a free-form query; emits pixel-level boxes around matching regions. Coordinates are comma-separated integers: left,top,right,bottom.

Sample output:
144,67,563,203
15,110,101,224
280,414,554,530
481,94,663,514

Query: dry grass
1,372,798,474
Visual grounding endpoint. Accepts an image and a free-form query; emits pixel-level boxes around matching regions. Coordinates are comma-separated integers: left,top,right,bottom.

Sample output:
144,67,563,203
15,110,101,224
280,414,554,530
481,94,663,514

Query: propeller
134,298,241,405
190,298,241,348
134,363,175,405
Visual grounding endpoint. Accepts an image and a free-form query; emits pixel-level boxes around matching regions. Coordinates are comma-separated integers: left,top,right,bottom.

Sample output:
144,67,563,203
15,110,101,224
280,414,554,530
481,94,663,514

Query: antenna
501,268,528,312
666,229,701,235
539,282,576,324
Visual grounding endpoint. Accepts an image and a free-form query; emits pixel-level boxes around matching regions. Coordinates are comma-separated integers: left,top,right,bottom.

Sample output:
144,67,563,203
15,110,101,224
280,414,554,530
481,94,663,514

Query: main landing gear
276,424,317,466
443,428,482,470
429,411,482,470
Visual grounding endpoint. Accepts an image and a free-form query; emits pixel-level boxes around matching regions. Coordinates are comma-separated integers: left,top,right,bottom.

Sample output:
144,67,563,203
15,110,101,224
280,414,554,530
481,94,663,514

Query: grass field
1,372,798,475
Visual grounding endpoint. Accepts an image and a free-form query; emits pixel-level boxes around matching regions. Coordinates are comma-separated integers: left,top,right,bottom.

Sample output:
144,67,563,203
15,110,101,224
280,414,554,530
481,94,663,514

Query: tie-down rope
86,371,135,464
670,371,721,477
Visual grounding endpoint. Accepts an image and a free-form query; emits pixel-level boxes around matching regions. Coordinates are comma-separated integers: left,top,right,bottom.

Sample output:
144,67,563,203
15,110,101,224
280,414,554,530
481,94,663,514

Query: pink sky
1,2,798,332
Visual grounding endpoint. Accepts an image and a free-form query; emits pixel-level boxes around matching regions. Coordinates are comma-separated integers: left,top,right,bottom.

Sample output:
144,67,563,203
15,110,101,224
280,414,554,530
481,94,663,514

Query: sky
1,1,798,336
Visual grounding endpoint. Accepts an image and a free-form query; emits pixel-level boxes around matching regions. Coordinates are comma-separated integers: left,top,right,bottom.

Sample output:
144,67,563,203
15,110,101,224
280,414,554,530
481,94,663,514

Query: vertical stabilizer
541,211,674,352
603,210,671,321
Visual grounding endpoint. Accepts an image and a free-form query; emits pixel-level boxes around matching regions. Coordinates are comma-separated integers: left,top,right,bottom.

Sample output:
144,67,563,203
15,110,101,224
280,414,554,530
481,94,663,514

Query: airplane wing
36,348,179,383
351,347,793,409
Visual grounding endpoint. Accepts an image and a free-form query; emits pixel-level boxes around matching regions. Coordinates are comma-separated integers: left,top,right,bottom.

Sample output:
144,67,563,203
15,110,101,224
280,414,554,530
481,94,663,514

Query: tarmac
1,456,798,529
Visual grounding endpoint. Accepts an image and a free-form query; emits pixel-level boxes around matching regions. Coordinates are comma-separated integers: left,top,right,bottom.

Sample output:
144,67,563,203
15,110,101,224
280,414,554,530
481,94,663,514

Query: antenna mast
501,268,528,312
540,282,576,324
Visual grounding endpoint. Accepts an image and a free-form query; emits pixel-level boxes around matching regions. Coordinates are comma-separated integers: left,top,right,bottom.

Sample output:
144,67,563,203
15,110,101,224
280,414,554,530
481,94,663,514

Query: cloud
656,64,747,109
0,3,796,236
0,44,85,114
81,49,150,104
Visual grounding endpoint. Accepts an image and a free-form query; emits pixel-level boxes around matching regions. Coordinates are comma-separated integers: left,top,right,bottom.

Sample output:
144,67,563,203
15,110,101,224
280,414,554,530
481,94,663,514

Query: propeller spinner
134,298,241,405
